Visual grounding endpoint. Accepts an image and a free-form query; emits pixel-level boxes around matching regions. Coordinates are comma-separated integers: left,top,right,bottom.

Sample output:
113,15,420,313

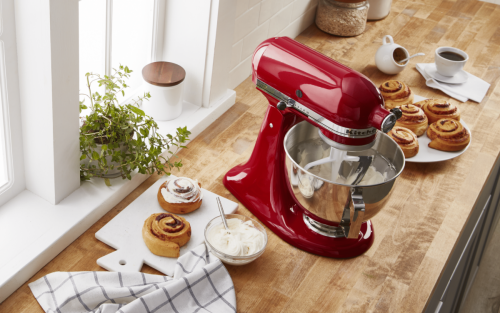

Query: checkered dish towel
29,244,236,313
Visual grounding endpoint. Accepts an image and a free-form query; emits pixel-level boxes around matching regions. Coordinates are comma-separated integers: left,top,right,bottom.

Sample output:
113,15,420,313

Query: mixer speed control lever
391,107,403,119
277,100,294,111
277,101,287,111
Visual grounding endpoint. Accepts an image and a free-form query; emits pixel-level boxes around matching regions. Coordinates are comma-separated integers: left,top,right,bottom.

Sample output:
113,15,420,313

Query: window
79,0,155,104
0,42,13,191
0,0,25,206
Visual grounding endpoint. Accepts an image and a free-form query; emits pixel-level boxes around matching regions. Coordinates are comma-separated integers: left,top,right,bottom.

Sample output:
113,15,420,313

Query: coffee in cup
435,47,468,77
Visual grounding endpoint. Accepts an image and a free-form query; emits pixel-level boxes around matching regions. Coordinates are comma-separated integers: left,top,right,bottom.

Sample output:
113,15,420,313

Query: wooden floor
3,0,500,312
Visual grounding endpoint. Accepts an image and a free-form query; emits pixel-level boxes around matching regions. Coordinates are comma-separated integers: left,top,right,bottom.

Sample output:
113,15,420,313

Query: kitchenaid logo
345,128,377,136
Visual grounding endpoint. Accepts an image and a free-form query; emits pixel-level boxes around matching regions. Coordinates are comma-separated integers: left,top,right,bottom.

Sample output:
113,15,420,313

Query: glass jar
315,0,369,37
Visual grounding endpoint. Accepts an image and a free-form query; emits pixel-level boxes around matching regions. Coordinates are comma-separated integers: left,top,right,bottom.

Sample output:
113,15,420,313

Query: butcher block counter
3,0,500,312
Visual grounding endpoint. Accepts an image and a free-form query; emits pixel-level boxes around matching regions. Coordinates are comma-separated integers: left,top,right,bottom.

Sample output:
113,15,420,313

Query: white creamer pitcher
375,35,409,75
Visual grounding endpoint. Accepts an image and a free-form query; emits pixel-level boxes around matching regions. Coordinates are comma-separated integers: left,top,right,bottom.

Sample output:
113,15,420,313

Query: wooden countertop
3,0,500,312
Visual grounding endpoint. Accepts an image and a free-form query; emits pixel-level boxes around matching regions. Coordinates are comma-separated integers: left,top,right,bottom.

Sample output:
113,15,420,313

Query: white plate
405,95,471,163
425,63,468,84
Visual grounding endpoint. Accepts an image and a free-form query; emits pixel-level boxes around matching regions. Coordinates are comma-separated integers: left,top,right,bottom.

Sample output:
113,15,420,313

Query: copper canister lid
142,61,186,87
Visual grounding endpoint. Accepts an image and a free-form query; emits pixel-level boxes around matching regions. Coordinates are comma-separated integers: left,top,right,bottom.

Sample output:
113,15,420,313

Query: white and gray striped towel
29,244,236,313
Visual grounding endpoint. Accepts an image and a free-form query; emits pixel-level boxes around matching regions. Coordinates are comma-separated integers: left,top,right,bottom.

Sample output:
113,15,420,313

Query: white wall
157,0,316,108
229,0,318,89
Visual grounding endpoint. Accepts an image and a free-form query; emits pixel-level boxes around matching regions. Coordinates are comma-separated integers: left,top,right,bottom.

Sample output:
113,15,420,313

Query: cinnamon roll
379,80,414,110
427,119,470,152
417,99,460,124
158,177,203,214
395,104,428,137
142,213,191,258
387,126,419,158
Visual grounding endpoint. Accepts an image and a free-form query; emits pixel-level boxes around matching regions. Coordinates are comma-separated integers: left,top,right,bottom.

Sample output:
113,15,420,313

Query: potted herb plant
80,65,190,186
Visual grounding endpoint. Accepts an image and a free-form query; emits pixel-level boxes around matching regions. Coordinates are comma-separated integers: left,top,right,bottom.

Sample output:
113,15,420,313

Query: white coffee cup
435,47,468,77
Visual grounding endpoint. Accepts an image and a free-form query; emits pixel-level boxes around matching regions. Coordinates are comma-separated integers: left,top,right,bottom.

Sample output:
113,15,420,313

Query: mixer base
224,174,374,258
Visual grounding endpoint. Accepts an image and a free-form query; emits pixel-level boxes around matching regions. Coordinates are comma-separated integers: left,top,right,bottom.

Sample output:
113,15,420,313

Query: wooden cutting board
95,175,238,276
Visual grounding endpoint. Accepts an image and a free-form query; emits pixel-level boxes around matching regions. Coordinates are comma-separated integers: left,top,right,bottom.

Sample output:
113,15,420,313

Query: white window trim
0,42,15,194
151,0,166,62
0,0,237,304
0,0,26,208
105,0,113,77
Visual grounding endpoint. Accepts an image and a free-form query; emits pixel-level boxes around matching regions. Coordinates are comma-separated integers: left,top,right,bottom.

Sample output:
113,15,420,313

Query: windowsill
0,89,235,303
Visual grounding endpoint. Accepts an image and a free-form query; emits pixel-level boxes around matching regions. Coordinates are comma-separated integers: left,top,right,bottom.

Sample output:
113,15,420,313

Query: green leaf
127,105,145,116
102,144,108,151
104,178,111,186
92,151,99,160
80,154,86,160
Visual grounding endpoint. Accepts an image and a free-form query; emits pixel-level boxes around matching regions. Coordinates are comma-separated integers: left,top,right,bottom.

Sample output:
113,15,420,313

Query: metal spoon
399,53,425,64
216,197,230,234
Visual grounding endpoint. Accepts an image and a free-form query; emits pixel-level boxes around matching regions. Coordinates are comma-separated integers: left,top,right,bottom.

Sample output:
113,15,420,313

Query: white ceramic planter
143,81,184,121
81,143,128,178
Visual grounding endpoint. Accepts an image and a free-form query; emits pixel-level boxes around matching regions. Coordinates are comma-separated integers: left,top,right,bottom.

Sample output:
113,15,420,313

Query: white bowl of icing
204,214,267,266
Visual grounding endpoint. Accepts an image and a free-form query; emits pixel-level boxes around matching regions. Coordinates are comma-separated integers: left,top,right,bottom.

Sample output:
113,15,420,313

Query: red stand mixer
223,37,405,258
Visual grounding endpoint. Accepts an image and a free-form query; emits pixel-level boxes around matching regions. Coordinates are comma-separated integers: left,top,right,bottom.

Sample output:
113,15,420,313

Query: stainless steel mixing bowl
284,121,405,238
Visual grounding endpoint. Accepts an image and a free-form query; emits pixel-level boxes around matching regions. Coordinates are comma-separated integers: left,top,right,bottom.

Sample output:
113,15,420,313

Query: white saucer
425,64,468,84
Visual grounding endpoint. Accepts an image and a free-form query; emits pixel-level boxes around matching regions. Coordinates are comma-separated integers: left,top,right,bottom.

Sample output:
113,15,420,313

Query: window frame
80,0,160,106
0,0,26,207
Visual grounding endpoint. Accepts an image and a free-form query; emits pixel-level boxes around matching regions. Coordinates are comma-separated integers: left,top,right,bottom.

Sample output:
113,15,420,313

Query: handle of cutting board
96,248,144,272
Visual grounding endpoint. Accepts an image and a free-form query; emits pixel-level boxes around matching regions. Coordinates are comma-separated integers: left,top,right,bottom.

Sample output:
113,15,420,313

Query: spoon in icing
216,197,230,234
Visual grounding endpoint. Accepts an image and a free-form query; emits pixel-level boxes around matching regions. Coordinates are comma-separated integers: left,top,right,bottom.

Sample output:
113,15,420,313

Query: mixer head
252,37,402,151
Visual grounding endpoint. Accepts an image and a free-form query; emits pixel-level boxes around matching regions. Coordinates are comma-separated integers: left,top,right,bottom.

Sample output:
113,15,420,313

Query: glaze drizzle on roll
161,177,203,204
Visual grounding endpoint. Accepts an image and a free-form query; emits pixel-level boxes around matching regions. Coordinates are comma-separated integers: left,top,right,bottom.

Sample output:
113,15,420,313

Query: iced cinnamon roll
417,99,460,124
142,213,191,258
395,104,428,137
388,126,419,158
379,80,414,110
157,177,203,214
427,119,470,152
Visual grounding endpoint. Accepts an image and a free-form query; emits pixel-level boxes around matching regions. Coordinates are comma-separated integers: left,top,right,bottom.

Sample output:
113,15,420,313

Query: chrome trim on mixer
381,113,398,133
303,215,345,238
256,79,377,139
339,188,366,239
318,129,376,151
